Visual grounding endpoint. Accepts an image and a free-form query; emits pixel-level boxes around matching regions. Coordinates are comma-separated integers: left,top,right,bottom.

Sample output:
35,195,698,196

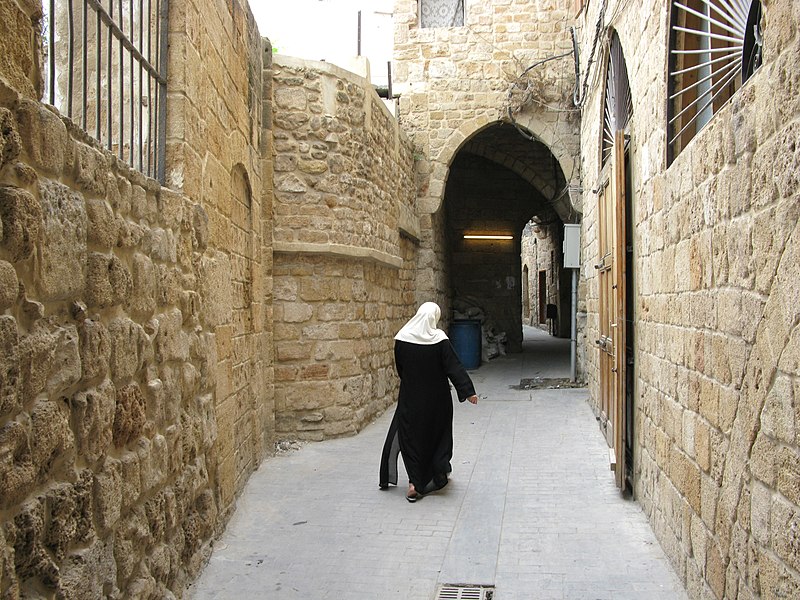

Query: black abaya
379,339,476,493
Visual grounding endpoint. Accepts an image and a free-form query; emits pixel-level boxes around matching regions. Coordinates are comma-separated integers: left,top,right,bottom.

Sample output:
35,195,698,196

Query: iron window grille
43,0,169,182
419,0,464,28
601,29,633,167
667,0,763,164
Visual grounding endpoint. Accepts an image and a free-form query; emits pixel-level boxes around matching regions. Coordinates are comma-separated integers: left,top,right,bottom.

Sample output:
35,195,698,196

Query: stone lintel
398,203,420,242
273,241,402,269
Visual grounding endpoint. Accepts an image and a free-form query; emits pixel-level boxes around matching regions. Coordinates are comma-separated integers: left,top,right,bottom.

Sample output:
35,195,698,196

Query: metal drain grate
435,584,494,600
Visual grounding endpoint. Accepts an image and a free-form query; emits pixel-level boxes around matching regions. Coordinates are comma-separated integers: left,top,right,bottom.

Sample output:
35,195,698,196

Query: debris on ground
513,377,586,390
452,297,508,362
275,440,306,455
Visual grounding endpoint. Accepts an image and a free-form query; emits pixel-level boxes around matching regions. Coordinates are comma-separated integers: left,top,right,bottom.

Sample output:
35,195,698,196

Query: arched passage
440,121,573,355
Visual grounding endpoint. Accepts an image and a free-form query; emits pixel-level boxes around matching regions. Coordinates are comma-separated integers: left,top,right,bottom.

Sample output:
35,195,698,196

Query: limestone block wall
166,0,272,517
521,221,562,328
270,56,418,440
577,1,800,597
0,0,272,597
392,0,581,308
0,55,216,600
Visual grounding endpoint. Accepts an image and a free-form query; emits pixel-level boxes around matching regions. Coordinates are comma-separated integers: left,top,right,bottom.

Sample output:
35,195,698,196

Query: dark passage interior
442,123,571,357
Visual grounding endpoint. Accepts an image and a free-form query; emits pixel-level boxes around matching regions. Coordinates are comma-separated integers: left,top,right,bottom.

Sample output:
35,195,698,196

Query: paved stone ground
187,327,687,599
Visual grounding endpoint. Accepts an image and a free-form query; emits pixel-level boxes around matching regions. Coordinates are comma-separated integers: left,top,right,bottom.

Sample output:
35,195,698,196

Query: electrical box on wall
563,224,581,269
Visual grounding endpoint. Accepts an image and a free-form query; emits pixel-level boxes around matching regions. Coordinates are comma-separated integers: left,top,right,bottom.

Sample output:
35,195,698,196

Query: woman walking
379,302,479,502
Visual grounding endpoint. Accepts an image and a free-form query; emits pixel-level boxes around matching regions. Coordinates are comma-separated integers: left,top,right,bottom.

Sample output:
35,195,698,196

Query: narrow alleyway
188,327,686,599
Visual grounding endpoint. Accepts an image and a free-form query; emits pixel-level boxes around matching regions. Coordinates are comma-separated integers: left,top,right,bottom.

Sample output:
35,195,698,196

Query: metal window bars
419,0,464,28
43,0,169,182
601,30,633,167
667,0,762,164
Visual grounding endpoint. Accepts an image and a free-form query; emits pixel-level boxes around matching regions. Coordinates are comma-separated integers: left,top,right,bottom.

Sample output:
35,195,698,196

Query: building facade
574,0,799,597
0,0,797,598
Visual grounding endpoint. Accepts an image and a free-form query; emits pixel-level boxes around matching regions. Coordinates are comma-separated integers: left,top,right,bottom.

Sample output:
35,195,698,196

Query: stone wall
392,0,581,312
166,0,271,518
0,0,271,597
577,0,800,598
270,56,418,440
521,221,562,329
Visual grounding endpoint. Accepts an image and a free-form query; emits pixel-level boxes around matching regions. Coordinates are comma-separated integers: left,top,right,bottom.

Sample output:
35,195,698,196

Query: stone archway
415,117,578,355
417,114,580,218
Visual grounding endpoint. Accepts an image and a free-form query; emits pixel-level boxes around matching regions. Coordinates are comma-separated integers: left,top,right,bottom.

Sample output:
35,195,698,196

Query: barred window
601,30,632,167
667,0,762,164
43,0,169,182
419,0,464,28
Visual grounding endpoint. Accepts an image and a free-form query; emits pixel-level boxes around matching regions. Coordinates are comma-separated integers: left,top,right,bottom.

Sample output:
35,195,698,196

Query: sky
249,0,394,86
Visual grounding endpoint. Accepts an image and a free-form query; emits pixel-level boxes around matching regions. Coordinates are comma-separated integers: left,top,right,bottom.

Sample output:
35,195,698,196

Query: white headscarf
394,302,449,345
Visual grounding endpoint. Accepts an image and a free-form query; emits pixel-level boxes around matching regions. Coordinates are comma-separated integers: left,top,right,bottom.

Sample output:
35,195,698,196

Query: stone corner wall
578,1,800,598
165,0,274,521
270,55,417,441
0,0,274,597
0,80,217,598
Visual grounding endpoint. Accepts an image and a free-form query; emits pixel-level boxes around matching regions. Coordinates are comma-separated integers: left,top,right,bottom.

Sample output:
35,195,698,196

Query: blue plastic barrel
449,320,482,370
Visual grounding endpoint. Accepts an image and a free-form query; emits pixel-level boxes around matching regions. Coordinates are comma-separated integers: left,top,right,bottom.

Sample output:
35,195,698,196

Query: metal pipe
49,0,55,104
96,5,101,140
68,0,75,118
119,0,124,160
156,0,168,183
570,268,578,383
357,10,362,56
82,0,88,129
107,0,112,150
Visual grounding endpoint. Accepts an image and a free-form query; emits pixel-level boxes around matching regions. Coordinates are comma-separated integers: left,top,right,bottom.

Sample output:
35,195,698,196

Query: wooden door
597,131,627,488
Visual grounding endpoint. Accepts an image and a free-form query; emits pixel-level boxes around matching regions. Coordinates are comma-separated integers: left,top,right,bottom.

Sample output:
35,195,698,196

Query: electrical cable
573,0,608,108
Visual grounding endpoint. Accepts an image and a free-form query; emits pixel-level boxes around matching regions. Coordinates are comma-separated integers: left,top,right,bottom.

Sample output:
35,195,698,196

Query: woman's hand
466,395,478,404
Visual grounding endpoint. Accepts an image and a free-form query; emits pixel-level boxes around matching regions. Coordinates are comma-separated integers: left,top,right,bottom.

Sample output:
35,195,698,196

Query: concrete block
46,323,81,396
70,379,115,464
15,99,67,175
85,252,132,308
155,308,189,363
126,253,157,317
29,397,74,482
74,144,109,197
7,499,59,586
42,471,94,561
86,199,118,248
113,383,146,448
0,260,18,311
0,315,19,418
0,184,41,261
36,179,87,300
108,318,147,382
55,538,118,600
93,457,122,532
0,107,21,170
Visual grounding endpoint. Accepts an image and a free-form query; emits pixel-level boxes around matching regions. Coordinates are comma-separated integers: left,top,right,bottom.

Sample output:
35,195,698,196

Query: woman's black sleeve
394,341,403,379
442,341,476,402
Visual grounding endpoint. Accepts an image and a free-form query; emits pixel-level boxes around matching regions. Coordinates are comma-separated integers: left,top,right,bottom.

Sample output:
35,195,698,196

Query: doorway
597,133,635,492
442,121,572,363
597,29,635,492
538,271,547,325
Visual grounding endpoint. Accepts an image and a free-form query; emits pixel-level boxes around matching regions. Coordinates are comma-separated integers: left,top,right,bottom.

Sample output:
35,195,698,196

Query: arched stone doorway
430,121,578,355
